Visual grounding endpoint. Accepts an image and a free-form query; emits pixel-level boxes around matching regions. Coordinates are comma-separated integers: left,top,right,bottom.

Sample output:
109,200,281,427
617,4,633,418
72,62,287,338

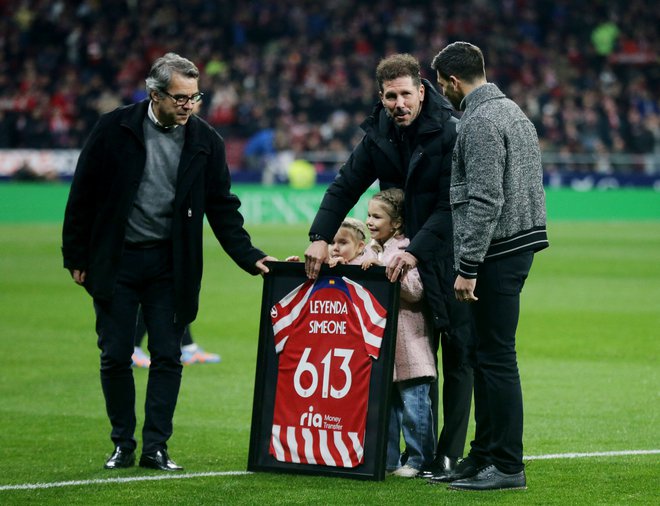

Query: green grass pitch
0,218,658,504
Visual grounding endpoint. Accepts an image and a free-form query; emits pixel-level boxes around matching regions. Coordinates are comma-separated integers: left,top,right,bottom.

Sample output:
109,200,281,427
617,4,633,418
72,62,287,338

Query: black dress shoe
448,464,526,491
416,455,457,478
139,449,183,471
104,446,135,469
428,455,478,483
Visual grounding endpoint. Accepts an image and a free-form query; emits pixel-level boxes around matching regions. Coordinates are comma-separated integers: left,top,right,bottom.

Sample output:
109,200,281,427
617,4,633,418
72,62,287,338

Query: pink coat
362,236,436,382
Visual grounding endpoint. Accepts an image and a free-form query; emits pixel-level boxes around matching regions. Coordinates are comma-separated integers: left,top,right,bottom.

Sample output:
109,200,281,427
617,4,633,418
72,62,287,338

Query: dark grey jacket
450,83,549,277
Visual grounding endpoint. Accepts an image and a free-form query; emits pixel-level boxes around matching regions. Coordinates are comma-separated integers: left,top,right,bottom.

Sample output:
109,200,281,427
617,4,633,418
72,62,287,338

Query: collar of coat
461,82,506,114
368,235,410,258
118,100,205,148
112,100,214,194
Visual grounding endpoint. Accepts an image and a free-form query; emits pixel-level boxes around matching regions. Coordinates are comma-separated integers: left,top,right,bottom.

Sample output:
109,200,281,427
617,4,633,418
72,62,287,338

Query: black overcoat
62,100,265,325
309,80,463,331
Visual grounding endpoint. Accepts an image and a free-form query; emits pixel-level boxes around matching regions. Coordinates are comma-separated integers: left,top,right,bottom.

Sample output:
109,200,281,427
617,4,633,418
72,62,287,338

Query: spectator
0,0,657,173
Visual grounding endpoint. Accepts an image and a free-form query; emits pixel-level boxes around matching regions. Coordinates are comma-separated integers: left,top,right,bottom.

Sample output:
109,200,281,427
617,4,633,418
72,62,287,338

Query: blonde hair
340,217,368,242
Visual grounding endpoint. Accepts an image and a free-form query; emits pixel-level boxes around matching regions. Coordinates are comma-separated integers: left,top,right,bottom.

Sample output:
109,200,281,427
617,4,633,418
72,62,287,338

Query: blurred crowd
0,0,658,176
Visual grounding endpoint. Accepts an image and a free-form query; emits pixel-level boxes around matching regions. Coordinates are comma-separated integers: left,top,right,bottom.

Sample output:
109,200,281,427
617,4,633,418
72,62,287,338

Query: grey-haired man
63,53,274,471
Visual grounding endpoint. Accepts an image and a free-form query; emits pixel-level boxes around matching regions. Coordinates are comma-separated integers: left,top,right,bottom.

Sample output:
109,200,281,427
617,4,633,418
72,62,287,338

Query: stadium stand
0,0,657,177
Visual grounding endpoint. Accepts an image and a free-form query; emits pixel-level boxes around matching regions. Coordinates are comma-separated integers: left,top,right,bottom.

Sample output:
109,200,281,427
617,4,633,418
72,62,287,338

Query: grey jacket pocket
450,183,468,206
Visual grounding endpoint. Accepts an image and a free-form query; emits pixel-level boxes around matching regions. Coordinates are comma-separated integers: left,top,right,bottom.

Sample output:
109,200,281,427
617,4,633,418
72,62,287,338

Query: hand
328,255,347,268
454,275,478,302
385,251,418,283
255,255,278,275
360,258,381,270
304,240,328,279
71,269,86,285
285,255,300,262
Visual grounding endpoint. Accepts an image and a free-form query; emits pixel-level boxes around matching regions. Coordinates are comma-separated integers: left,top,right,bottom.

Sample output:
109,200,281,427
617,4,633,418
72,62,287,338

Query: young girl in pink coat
361,188,436,478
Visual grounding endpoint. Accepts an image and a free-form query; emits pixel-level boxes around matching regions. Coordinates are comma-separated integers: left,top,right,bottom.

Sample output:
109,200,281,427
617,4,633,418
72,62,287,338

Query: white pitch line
0,471,252,491
1,450,659,492
525,449,660,460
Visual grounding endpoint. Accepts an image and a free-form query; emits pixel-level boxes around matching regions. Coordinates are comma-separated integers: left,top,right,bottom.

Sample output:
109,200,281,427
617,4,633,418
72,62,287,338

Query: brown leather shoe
139,449,183,471
104,446,135,469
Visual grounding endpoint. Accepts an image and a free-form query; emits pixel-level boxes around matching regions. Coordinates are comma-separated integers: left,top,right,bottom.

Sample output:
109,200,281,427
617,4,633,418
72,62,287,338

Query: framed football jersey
248,261,400,480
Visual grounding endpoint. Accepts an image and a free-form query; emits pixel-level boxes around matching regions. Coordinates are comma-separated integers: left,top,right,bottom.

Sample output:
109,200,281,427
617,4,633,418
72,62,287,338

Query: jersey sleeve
342,277,387,359
271,279,315,353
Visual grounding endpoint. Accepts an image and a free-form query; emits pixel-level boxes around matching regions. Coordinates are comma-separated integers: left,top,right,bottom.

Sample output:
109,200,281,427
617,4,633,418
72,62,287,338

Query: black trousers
429,297,474,460
134,307,193,348
467,251,534,474
93,244,185,454
435,329,473,458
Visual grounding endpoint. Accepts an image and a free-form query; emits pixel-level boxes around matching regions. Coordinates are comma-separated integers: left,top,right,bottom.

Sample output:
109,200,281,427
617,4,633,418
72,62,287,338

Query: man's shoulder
467,85,517,117
110,101,145,119
189,114,222,141
95,101,146,132
465,95,531,136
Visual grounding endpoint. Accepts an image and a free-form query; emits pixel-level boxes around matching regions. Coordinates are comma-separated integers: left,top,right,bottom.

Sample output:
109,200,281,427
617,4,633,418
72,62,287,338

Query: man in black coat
62,53,273,471
304,53,473,477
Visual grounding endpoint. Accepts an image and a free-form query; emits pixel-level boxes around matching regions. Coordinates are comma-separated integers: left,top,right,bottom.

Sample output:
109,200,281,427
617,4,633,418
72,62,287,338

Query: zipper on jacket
187,208,192,218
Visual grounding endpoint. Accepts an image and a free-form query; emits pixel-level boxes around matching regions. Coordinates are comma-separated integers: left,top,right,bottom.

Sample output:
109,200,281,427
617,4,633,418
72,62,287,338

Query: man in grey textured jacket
429,41,549,491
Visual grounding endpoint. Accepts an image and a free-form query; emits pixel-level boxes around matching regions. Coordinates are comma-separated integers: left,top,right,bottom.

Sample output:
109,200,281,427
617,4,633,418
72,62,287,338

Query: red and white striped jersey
269,276,387,467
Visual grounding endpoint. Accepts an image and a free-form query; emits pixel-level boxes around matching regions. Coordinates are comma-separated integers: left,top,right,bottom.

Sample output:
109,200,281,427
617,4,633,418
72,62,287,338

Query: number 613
293,347,354,399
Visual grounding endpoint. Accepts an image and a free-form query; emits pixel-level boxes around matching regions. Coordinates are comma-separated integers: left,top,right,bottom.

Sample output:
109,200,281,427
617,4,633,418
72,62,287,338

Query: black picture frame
247,261,400,480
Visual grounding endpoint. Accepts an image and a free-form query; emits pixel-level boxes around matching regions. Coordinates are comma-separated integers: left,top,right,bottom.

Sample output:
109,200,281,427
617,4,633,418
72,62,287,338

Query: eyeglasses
160,90,204,106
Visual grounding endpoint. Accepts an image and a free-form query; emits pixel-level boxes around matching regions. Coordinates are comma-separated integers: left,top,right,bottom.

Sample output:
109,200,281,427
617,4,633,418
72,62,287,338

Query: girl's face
328,227,364,262
366,199,400,244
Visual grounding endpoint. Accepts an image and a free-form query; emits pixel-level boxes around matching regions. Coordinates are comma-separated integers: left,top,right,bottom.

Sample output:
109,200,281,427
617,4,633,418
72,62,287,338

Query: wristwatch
309,233,327,242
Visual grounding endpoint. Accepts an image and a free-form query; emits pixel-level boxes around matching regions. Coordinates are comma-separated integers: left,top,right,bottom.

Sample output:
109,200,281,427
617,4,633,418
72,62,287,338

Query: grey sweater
125,117,185,245
450,83,548,277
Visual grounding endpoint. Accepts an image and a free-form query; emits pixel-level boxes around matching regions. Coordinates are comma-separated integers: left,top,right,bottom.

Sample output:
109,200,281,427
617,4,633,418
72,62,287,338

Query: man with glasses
63,53,274,472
